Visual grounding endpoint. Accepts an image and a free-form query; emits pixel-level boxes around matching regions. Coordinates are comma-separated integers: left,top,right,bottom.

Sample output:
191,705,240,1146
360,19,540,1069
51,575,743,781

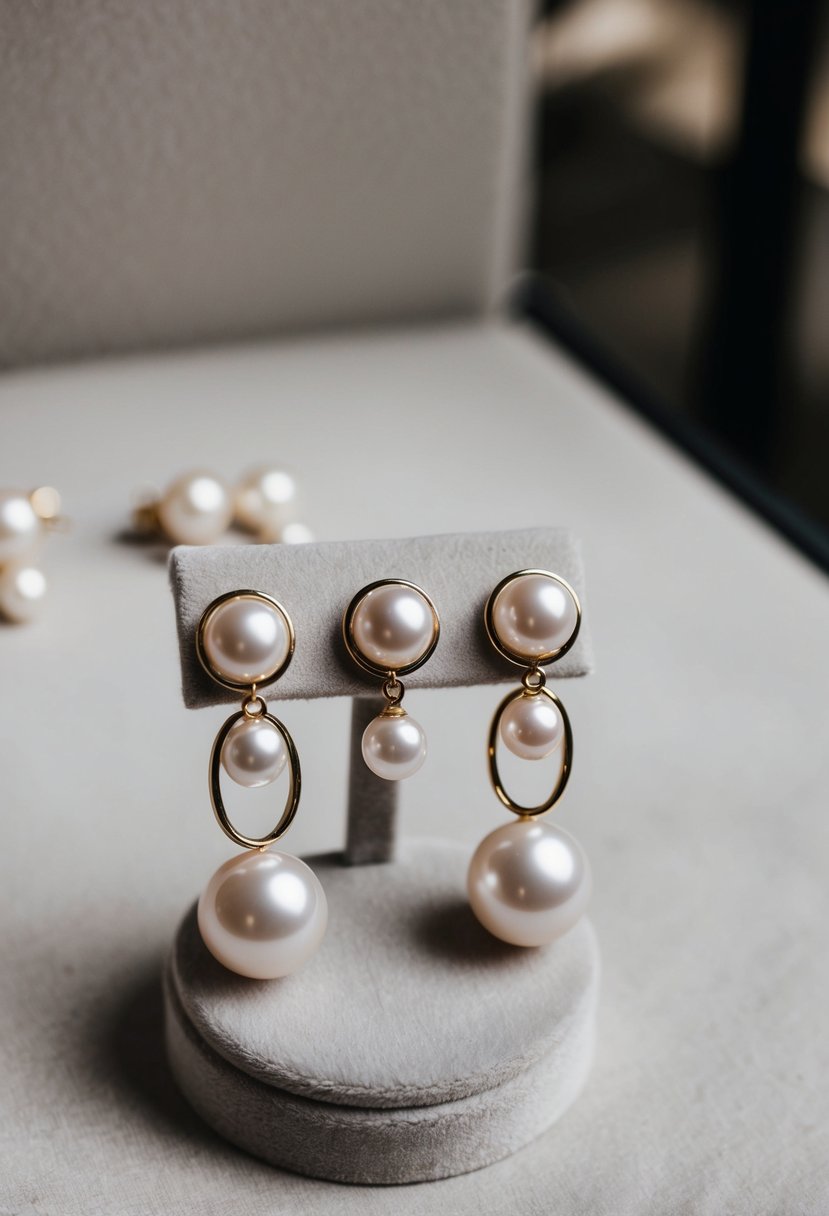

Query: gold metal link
209,709,301,849
487,685,573,817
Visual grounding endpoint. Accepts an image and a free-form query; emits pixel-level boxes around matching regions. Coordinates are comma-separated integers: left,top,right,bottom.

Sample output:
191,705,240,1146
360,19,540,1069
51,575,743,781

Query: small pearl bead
235,467,299,541
157,471,233,545
351,583,436,671
492,573,578,661
0,492,42,564
0,565,47,623
467,820,591,947
279,522,314,545
202,595,291,686
362,711,427,781
499,694,564,760
221,717,288,787
198,850,327,979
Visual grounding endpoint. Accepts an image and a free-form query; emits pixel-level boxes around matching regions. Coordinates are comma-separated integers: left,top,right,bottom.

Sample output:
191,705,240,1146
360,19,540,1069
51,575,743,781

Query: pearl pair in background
0,487,63,624
343,580,440,782
133,466,313,547
194,590,327,980
467,569,592,949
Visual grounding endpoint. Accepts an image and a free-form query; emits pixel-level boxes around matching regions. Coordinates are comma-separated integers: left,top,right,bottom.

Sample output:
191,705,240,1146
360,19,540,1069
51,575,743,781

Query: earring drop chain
382,672,405,707
194,589,327,978
521,665,546,694
469,569,591,948
342,579,439,781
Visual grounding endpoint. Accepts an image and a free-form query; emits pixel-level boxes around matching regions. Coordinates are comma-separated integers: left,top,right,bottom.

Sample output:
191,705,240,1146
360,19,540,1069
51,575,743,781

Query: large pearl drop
350,583,436,670
499,694,564,760
157,471,233,545
198,850,327,979
221,717,288,787
492,573,578,660
0,492,42,565
0,564,47,623
201,595,291,685
362,710,427,781
467,820,591,947
235,466,299,541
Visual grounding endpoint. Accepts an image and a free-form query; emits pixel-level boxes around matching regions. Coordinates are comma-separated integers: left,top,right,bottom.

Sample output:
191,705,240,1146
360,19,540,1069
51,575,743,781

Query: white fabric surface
0,0,529,367
1,322,828,1213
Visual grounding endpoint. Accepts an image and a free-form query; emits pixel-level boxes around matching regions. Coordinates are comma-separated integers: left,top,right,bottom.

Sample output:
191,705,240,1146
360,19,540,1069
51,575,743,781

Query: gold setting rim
488,686,573,817
342,578,440,679
209,709,302,849
484,569,582,669
196,589,296,693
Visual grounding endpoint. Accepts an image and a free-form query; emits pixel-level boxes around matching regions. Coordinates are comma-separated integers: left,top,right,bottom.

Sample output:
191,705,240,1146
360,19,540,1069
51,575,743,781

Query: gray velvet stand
166,529,598,1184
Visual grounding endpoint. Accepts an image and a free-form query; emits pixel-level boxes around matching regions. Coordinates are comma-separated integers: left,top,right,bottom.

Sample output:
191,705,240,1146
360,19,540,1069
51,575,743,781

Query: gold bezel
209,709,301,849
342,579,440,679
196,589,295,693
484,569,581,669
488,686,573,817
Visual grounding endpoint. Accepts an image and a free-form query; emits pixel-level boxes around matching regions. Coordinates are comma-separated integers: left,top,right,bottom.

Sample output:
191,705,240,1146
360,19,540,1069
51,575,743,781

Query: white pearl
198,850,327,979
362,711,426,781
499,694,564,760
0,565,47,623
221,717,288,787
467,820,591,947
202,595,291,686
235,466,298,541
0,492,42,564
492,573,578,661
351,583,436,671
157,471,233,545
279,522,314,545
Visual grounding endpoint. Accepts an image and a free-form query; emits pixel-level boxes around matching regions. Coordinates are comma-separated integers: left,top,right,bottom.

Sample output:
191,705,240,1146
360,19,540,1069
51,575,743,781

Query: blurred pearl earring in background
0,486,63,624
132,470,234,546
132,465,313,547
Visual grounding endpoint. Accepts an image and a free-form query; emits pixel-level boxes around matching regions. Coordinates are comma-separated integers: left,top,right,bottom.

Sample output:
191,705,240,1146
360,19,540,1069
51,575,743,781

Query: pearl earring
132,466,313,547
342,579,440,781
194,590,327,978
467,570,592,947
0,486,63,623
133,470,234,546
233,465,314,545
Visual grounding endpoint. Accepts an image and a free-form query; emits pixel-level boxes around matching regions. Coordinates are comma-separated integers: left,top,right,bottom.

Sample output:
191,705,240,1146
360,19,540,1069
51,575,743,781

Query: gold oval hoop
342,578,440,680
195,589,296,694
484,569,582,669
209,710,301,849
488,686,573,817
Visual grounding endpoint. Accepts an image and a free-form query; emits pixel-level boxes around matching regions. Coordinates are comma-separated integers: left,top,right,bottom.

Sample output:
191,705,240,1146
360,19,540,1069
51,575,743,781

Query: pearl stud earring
233,465,313,545
132,466,313,548
133,470,234,546
0,486,63,623
194,590,327,979
467,570,591,947
342,580,440,781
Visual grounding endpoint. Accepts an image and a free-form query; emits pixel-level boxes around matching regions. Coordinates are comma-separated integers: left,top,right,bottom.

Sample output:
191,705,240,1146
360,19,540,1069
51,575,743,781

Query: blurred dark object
699,0,821,470
528,0,829,571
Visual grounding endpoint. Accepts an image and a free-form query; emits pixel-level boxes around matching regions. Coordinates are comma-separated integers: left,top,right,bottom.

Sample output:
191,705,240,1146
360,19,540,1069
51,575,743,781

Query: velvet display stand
164,529,599,1184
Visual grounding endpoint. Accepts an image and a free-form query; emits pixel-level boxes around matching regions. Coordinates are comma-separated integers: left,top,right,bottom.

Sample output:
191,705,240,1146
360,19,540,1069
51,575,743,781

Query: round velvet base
164,836,600,1184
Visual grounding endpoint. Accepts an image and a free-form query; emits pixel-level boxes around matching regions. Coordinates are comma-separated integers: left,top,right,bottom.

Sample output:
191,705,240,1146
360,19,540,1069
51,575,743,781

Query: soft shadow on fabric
104,965,221,1146
410,896,519,965
111,528,170,565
